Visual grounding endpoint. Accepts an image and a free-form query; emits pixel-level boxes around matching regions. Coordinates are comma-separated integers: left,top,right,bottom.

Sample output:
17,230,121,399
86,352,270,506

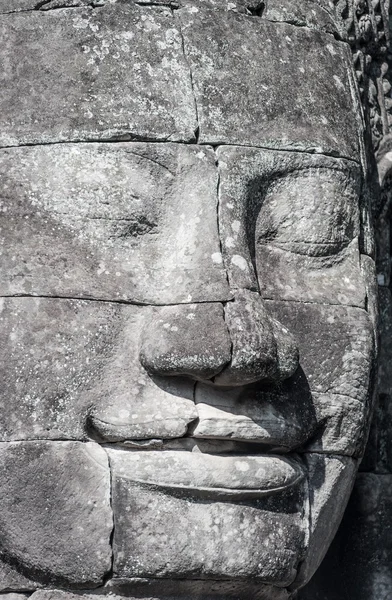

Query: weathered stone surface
193,372,316,451
306,393,368,455
265,301,374,403
0,0,383,595
0,562,38,592
0,0,92,10
0,0,38,11
140,303,231,380
217,146,366,307
108,448,305,496
264,0,339,35
0,4,197,146
193,389,369,457
291,454,357,590
361,254,379,331
264,300,375,455
213,290,299,386
0,441,112,587
178,10,361,158
109,447,307,584
0,298,199,441
0,143,229,304
29,581,291,600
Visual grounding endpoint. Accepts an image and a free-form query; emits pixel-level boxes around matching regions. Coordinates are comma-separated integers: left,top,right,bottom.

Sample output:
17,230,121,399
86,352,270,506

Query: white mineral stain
211,252,223,264
333,75,345,91
231,255,248,271
231,220,241,233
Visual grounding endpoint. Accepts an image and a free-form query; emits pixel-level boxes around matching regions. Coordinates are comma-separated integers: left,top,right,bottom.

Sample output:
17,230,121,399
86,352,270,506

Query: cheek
0,299,197,442
265,300,375,456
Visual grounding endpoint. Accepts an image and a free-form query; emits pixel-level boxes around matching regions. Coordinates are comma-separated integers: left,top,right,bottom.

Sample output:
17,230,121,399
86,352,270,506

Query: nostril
139,303,232,381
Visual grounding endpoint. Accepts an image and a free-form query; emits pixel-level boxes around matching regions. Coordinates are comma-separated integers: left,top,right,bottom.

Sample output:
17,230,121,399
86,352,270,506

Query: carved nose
139,291,299,386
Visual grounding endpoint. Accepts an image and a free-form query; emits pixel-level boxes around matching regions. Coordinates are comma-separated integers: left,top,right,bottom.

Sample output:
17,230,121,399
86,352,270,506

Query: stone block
0,143,229,304
264,0,340,35
0,441,112,587
178,10,361,158
190,298,374,456
265,301,374,404
0,4,197,146
109,447,307,585
0,0,38,11
0,298,198,441
216,146,366,307
213,290,299,386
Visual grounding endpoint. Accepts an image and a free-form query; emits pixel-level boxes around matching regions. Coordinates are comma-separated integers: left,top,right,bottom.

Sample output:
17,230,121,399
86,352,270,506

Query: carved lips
107,449,306,499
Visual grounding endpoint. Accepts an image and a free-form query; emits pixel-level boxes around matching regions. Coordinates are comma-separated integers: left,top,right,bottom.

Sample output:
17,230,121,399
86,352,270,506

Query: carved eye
255,168,361,257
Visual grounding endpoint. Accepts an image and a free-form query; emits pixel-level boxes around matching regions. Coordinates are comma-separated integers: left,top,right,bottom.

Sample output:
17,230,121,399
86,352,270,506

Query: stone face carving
0,0,387,599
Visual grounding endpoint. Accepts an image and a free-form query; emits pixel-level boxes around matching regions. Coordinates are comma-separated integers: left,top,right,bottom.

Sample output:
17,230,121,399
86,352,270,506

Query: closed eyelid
254,172,360,257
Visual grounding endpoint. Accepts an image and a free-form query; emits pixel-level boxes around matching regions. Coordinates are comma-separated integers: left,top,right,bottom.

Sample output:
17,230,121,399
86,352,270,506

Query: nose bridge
140,291,299,386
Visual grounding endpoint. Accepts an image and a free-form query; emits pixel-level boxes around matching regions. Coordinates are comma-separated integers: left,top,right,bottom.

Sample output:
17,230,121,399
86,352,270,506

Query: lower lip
108,449,305,499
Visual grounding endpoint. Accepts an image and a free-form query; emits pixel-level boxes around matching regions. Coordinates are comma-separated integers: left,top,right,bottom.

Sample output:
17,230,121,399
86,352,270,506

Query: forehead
0,1,360,159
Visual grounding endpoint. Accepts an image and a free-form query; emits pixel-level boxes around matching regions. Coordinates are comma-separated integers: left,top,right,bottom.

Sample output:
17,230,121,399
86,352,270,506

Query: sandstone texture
0,143,229,304
193,375,316,451
109,447,307,584
178,9,361,158
264,0,340,34
0,564,38,593
0,0,385,597
0,441,112,587
0,4,197,146
0,299,200,441
217,146,366,306
292,454,358,590
265,300,375,456
140,303,231,380
29,583,291,600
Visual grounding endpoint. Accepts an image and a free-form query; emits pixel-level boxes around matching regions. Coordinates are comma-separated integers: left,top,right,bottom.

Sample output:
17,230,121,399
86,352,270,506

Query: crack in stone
35,0,104,9
0,294,233,307
174,10,200,143
262,296,368,311
0,137,361,164
102,448,115,586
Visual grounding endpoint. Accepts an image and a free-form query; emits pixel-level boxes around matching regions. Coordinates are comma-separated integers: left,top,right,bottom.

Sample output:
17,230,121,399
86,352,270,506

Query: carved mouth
106,447,306,499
